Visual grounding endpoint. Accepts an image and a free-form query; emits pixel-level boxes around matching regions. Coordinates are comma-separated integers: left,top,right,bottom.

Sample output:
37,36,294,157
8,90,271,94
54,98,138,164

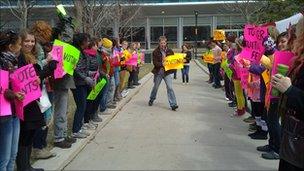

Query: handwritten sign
0,70,12,116
203,50,214,64
87,78,107,100
240,25,268,63
164,53,186,71
53,39,80,75
51,45,66,79
125,53,138,66
239,67,249,89
213,30,225,41
11,64,41,120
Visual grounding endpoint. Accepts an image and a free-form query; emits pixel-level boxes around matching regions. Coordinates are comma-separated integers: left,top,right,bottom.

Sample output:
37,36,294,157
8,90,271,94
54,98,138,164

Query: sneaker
32,148,56,159
65,136,77,144
248,123,257,132
243,116,255,123
148,100,153,106
83,123,96,130
127,86,135,89
182,82,185,85
133,82,141,86
249,130,268,140
186,82,189,85
107,104,116,109
89,121,99,127
171,105,178,111
225,97,230,101
257,145,272,152
92,115,103,123
54,140,72,149
72,131,88,139
79,129,90,136
121,90,129,98
261,151,279,160
228,101,236,107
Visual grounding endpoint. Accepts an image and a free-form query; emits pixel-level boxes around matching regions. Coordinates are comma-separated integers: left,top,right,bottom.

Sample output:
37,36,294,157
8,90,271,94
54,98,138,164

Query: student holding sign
0,30,24,171
71,33,96,139
15,29,58,171
148,36,178,111
210,40,222,88
181,44,192,84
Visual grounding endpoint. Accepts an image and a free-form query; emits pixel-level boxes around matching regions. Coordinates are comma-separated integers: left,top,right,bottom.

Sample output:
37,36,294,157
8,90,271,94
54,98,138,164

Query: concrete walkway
64,62,278,170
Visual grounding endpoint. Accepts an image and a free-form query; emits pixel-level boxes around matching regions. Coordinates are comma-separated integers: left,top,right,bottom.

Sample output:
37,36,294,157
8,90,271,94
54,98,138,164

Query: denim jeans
181,65,190,83
207,63,214,82
53,89,69,142
267,100,281,153
99,78,110,112
149,73,177,107
72,85,89,133
0,117,20,171
106,76,115,105
114,67,120,86
213,63,221,86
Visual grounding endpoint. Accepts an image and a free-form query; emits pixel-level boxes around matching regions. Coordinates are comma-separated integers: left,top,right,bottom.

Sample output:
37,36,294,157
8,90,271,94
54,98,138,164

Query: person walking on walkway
148,36,178,111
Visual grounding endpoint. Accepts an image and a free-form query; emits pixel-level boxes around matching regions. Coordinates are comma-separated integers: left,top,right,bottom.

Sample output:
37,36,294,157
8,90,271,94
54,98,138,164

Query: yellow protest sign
202,50,214,64
164,53,186,71
213,30,225,41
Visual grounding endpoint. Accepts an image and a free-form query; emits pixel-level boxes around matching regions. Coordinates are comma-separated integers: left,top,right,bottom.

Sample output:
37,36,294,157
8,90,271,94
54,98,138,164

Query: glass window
150,18,163,26
132,27,145,42
183,26,211,41
183,17,212,26
151,27,163,42
164,27,177,41
164,18,178,26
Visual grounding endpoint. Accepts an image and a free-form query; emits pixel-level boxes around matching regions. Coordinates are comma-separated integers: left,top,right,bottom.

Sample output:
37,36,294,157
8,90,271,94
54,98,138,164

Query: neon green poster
87,78,107,100
53,39,80,75
221,59,233,79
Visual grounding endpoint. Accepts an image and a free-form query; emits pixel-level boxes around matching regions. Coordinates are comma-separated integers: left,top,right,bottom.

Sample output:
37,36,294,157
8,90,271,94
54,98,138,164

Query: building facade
0,0,248,49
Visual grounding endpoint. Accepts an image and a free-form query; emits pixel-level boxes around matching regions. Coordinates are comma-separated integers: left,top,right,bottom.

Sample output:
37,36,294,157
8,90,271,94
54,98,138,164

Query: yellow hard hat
102,38,113,49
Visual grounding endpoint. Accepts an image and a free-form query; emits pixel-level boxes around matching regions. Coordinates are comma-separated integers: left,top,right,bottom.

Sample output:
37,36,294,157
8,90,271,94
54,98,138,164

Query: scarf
0,51,18,72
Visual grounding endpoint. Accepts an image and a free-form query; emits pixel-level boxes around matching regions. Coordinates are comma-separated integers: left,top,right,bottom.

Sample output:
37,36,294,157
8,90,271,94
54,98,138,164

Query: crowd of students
204,17,303,171
0,18,145,171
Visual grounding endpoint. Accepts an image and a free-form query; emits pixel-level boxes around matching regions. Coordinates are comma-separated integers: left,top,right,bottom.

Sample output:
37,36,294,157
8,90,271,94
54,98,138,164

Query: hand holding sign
163,53,186,71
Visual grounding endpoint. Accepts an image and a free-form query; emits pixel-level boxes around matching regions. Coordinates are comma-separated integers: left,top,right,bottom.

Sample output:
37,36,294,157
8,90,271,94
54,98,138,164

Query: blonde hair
159,36,167,42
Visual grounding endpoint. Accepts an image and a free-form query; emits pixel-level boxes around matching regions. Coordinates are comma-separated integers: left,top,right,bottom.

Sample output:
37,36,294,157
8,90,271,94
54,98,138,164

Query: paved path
64,62,278,170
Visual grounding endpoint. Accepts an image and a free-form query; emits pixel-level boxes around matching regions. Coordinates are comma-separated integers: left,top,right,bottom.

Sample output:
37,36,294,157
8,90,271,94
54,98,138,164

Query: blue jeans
181,65,190,83
72,85,89,133
114,67,120,86
150,73,177,107
213,63,221,86
267,100,281,153
106,76,115,105
99,78,110,112
0,117,20,171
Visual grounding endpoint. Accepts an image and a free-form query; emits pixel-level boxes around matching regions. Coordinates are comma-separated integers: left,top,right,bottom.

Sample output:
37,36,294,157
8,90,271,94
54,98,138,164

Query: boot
27,146,44,171
32,148,56,160
17,146,28,171
114,86,122,101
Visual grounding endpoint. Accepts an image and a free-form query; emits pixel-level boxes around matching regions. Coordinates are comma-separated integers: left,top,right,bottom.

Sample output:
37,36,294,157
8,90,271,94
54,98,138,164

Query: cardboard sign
164,53,186,71
271,51,294,76
87,78,107,100
11,64,41,120
53,39,80,75
125,53,138,66
221,59,233,79
51,45,66,79
0,70,12,116
203,50,214,64
239,67,249,89
240,25,268,63
213,30,225,41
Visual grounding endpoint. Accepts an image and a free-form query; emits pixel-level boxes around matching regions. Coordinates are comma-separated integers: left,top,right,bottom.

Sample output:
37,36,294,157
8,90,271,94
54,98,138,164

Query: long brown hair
289,17,304,78
20,29,38,64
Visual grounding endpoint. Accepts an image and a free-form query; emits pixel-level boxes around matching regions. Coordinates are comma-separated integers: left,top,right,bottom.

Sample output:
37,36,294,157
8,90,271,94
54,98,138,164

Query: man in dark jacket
148,36,178,111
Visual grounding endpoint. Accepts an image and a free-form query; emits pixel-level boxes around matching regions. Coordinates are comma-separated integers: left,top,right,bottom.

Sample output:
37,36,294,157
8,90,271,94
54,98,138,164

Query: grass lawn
45,63,153,150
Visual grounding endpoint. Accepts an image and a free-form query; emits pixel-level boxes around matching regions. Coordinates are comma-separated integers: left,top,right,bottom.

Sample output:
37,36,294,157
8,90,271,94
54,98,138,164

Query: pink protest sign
0,70,12,116
11,64,42,120
51,45,66,79
271,51,294,76
125,53,138,66
241,25,268,63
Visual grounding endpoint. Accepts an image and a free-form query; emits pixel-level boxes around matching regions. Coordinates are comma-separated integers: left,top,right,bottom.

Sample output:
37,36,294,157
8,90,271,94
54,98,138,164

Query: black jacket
151,46,175,75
